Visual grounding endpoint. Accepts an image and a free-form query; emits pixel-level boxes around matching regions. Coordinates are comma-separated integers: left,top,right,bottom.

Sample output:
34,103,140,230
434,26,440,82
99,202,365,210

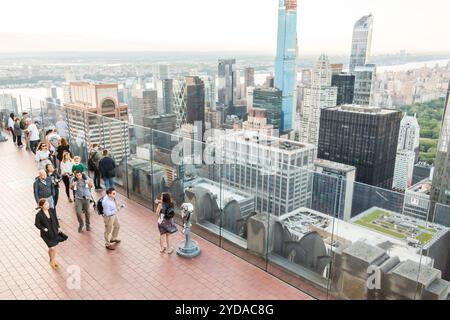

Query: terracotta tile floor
0,137,312,300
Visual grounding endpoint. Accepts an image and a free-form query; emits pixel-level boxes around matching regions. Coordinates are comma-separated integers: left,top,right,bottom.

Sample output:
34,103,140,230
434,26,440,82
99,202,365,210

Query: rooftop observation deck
0,138,312,300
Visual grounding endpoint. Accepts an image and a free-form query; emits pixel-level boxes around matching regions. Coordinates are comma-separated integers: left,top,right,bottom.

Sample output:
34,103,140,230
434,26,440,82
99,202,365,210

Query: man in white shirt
27,120,40,154
102,188,122,250
7,114,15,144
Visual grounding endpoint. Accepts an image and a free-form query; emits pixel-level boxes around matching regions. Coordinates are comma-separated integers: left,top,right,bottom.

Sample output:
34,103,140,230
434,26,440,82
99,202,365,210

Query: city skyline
0,0,449,54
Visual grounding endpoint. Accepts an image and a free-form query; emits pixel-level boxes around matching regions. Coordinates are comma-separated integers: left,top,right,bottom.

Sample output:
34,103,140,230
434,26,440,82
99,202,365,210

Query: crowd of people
3,113,179,269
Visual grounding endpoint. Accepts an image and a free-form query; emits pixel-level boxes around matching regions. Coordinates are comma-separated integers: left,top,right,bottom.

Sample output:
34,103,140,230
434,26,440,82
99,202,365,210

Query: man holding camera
71,170,93,233
102,188,123,250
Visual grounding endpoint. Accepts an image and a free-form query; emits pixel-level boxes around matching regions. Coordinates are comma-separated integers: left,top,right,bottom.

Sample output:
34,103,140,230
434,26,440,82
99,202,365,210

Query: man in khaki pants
101,188,123,250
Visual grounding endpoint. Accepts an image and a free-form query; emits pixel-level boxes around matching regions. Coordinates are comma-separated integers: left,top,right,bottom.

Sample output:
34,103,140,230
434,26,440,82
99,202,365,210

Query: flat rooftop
314,159,356,173
278,207,446,265
407,178,432,195
327,104,399,115
223,130,316,153
351,207,448,249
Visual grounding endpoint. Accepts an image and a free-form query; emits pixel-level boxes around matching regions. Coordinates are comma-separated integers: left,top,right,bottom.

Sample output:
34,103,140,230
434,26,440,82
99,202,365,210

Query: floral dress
157,203,178,235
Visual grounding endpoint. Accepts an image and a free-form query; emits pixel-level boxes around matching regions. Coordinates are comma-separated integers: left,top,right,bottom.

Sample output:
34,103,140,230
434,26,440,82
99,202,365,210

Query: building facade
274,0,298,133
63,82,128,162
299,54,338,146
349,14,373,74
218,59,236,107
318,105,402,188
185,76,205,132
313,159,356,221
393,149,416,191
353,64,376,106
397,114,420,163
218,131,316,216
403,179,432,220
252,87,283,134
331,73,355,106
431,82,450,221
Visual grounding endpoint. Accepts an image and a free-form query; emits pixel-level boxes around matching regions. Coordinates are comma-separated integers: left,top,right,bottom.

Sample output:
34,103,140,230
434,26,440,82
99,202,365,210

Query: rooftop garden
354,209,435,245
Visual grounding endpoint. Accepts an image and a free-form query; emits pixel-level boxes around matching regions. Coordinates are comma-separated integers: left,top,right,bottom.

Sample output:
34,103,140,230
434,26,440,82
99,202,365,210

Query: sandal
167,247,174,254
160,247,166,253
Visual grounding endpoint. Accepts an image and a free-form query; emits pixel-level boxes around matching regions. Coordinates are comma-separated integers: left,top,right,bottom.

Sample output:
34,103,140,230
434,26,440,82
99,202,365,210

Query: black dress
35,208,60,248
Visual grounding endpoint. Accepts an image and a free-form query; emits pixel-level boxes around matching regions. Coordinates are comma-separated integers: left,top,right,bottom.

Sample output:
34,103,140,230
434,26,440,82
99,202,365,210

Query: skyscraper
252,87,283,134
430,82,450,222
185,76,205,133
392,149,415,191
299,54,337,146
318,105,402,188
218,59,236,107
130,89,158,126
349,14,373,74
331,73,355,106
274,0,298,133
63,82,128,162
244,67,255,97
353,64,376,106
398,114,420,163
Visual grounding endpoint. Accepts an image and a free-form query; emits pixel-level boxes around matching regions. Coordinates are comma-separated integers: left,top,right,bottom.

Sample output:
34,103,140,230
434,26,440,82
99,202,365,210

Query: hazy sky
0,0,449,54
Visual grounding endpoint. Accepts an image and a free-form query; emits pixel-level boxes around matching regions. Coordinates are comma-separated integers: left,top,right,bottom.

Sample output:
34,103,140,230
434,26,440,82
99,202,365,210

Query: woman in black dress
34,198,62,269
155,192,178,254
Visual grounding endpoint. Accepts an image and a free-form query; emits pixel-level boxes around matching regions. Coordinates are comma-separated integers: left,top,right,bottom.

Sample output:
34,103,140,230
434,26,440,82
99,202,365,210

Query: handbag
58,231,68,242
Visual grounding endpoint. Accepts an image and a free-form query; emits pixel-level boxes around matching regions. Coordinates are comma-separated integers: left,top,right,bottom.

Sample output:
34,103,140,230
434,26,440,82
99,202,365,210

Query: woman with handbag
155,192,178,254
34,198,67,269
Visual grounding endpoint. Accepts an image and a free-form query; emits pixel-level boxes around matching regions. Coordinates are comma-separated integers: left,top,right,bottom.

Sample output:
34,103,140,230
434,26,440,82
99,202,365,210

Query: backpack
19,118,27,130
88,152,97,171
95,196,106,215
164,206,175,219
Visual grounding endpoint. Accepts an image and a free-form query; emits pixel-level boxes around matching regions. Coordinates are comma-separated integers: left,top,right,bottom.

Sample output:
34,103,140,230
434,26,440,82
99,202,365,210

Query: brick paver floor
0,137,312,300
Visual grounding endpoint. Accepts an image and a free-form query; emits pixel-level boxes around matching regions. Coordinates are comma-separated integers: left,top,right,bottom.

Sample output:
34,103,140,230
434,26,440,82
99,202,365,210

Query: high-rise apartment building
63,82,128,162
318,105,402,188
218,59,236,107
349,14,373,74
353,64,376,106
219,131,316,216
274,0,298,133
252,87,283,134
398,114,420,163
331,73,355,106
299,54,337,146
393,150,416,191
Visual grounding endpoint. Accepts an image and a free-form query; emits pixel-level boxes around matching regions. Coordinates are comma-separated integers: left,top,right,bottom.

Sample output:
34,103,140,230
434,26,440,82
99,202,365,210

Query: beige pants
104,214,120,247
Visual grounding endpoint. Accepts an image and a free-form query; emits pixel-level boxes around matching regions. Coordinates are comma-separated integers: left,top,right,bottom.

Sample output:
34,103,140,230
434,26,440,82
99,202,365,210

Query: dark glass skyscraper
318,105,402,189
331,73,355,106
274,0,297,133
252,88,283,132
185,76,205,132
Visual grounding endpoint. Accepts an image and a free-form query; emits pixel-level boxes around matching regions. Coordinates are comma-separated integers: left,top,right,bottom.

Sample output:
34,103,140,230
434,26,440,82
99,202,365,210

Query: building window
102,99,116,114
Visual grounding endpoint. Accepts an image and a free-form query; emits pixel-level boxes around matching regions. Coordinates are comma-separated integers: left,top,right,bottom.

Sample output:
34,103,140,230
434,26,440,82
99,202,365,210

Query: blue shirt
102,196,117,217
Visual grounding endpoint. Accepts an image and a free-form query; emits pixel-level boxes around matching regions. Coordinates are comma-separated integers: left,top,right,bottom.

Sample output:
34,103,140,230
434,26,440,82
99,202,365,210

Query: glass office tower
274,0,298,134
